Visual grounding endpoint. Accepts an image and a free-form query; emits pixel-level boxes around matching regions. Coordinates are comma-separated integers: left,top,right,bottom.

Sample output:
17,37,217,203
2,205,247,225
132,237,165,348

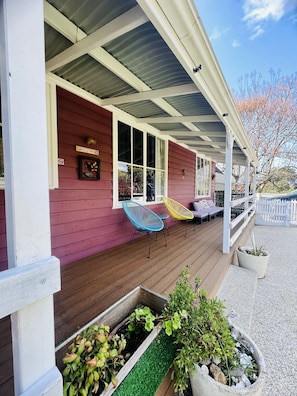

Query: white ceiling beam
158,130,225,137
136,115,220,123
181,140,226,146
44,2,204,134
100,83,198,105
46,5,148,72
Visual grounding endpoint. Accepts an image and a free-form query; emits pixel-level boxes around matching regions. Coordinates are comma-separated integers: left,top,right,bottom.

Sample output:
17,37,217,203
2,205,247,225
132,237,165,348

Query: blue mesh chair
122,200,167,258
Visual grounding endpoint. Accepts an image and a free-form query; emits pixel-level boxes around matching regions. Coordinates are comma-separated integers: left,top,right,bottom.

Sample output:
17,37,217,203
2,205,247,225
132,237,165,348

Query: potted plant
61,269,266,396
59,286,175,396
161,267,266,395
237,233,270,278
62,323,127,396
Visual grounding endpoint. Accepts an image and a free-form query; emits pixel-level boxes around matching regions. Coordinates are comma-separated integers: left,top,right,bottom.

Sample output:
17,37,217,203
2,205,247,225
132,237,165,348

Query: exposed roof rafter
100,83,198,105
43,0,258,166
46,5,148,72
158,130,225,137
136,115,220,123
179,140,226,146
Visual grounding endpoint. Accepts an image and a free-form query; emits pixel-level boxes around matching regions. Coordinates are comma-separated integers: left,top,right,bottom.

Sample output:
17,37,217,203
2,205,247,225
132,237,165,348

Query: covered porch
0,216,253,395
0,1,259,394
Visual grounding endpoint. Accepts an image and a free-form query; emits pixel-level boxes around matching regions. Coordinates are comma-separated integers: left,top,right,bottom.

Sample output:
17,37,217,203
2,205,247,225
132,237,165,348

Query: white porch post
252,165,257,197
244,158,250,215
223,129,234,254
0,1,62,395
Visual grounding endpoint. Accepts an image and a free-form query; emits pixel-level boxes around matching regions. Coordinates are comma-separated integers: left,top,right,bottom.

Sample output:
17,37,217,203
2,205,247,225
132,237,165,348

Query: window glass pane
118,122,131,162
133,129,143,165
204,163,210,194
146,169,155,202
155,170,165,202
147,134,155,168
118,162,131,201
133,166,143,199
196,157,210,196
116,120,166,205
156,138,165,169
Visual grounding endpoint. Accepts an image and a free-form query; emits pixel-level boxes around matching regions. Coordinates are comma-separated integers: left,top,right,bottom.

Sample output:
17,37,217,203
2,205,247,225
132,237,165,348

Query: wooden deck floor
0,217,253,395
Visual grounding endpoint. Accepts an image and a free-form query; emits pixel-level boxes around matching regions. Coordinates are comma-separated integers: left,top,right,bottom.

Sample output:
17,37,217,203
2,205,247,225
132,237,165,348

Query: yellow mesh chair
163,197,194,236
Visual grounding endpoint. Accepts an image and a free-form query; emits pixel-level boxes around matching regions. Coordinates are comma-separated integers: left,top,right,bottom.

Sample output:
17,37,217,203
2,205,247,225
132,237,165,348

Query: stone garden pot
190,325,266,396
236,247,270,279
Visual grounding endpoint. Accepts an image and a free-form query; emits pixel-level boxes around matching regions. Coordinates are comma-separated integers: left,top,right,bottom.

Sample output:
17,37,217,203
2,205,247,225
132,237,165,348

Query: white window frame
195,155,211,198
0,80,59,190
46,80,59,189
113,116,167,208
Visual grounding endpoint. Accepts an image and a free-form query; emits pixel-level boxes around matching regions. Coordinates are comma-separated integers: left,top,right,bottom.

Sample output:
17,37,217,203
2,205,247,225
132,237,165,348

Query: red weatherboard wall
0,87,216,270
167,141,216,204
167,141,196,206
50,87,125,265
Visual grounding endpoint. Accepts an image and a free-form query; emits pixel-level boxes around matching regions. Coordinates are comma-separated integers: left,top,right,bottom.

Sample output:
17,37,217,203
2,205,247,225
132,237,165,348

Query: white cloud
209,26,231,41
289,12,297,24
243,0,285,24
232,40,241,47
249,24,265,39
242,0,295,39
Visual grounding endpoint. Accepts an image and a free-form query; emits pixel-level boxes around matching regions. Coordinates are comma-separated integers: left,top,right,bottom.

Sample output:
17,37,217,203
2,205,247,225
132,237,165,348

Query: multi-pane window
117,121,166,203
196,156,211,197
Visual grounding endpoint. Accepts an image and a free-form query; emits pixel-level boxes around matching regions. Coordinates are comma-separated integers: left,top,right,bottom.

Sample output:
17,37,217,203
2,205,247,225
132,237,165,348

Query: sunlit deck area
0,216,253,395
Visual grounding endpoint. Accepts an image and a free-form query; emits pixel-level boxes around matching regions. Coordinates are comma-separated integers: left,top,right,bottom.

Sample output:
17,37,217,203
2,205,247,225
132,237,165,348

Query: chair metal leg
147,232,152,258
163,229,167,247
184,219,193,237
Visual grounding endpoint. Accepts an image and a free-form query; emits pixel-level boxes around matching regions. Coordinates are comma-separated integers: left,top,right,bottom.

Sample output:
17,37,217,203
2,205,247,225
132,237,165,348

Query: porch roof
44,0,258,166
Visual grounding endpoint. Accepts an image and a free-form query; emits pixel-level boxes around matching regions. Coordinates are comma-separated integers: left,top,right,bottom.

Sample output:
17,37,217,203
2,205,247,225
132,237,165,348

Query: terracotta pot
236,247,270,279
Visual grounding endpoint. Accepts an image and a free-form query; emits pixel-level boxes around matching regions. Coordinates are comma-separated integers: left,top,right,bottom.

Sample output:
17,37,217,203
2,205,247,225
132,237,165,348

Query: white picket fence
256,199,297,226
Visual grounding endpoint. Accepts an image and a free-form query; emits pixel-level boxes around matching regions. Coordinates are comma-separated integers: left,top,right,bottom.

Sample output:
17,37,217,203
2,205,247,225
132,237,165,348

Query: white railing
291,200,297,225
229,195,256,248
256,199,297,226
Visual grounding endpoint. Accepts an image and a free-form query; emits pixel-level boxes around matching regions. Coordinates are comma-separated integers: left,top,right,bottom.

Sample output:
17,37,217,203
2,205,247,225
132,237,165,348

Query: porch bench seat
207,200,224,218
190,201,210,223
191,200,224,223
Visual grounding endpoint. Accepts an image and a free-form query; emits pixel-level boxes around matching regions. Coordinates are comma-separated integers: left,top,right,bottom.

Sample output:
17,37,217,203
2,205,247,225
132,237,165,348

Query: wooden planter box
56,286,172,396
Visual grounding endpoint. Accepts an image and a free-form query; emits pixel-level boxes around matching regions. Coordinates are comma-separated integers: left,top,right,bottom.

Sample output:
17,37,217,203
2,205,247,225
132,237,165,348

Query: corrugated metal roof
43,0,258,165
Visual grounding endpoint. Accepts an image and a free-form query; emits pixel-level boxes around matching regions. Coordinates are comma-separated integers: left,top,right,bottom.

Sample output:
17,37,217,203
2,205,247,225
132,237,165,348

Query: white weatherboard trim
46,80,59,189
0,257,60,318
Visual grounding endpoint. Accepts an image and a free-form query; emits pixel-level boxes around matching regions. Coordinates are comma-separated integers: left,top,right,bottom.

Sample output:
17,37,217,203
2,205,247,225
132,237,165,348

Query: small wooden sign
76,145,99,156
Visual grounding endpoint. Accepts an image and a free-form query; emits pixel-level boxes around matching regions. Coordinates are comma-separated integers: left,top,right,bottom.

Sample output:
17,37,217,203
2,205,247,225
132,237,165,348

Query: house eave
137,0,258,166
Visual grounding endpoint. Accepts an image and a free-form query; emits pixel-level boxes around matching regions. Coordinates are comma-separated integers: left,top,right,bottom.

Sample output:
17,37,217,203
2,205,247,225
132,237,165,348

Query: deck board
54,218,239,347
0,216,254,395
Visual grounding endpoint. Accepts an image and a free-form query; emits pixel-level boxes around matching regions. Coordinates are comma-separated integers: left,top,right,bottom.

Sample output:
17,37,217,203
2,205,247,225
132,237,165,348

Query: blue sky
194,0,297,91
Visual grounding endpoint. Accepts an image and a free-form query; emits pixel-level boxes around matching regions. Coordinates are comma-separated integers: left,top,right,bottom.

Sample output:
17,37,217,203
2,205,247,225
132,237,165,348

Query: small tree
234,70,297,193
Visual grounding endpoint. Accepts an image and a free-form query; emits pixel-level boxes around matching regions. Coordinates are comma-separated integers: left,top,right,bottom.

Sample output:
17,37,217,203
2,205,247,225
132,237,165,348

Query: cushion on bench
193,201,205,211
191,200,223,219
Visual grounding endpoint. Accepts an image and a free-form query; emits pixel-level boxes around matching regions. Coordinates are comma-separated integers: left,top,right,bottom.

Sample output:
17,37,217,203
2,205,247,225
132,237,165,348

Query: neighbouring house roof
44,0,258,167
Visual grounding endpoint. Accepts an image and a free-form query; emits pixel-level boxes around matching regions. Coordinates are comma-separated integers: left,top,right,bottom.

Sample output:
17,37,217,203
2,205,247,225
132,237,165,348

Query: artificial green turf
113,329,177,396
